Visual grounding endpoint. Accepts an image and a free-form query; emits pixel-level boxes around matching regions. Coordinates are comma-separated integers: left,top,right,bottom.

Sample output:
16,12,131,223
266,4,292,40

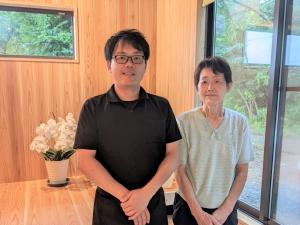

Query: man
74,29,182,225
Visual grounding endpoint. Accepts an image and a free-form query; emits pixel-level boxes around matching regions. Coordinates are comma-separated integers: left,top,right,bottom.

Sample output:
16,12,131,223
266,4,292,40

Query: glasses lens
115,55,128,64
132,55,144,64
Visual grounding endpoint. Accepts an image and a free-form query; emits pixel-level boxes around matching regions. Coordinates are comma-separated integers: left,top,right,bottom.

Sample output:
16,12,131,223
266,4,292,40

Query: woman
173,56,254,225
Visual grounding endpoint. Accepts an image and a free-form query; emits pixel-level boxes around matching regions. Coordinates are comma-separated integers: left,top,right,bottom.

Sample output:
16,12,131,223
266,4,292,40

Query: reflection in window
244,31,300,66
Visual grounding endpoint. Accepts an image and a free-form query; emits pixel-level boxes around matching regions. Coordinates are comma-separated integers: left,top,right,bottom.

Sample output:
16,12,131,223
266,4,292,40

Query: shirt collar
107,85,149,103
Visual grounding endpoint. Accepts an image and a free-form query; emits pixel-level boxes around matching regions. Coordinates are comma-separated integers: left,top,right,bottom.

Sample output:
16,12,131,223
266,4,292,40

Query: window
207,0,300,224
213,0,276,211
271,1,300,224
0,4,77,61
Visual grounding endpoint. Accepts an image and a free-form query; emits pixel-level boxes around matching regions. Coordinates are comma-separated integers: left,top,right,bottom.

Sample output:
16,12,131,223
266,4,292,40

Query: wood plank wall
156,0,198,115
0,0,200,183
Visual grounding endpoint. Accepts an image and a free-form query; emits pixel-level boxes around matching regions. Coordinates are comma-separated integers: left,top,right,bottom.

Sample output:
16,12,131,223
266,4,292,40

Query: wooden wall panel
0,0,199,183
139,0,157,94
156,0,198,115
0,0,158,183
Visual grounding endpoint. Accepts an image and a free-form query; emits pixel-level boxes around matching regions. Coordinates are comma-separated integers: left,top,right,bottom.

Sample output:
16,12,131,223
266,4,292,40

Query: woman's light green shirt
177,107,254,208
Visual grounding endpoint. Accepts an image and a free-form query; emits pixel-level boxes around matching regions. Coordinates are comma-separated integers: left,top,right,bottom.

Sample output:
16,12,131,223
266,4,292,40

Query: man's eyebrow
114,51,144,55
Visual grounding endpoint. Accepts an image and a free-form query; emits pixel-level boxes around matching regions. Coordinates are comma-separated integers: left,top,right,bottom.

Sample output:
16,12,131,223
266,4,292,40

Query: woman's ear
227,82,233,91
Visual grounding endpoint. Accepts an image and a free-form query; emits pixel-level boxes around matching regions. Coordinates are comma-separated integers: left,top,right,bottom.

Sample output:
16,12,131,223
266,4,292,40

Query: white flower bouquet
30,113,77,161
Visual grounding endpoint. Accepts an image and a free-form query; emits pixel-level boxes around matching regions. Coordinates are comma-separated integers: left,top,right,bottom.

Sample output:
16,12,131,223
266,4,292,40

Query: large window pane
274,92,300,225
214,0,275,210
273,1,300,224
0,6,74,59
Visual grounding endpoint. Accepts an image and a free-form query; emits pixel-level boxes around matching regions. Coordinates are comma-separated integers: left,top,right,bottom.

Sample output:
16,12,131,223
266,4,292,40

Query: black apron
92,187,168,225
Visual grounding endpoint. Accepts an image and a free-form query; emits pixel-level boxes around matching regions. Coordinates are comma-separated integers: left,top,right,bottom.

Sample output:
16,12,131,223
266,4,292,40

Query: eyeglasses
113,55,145,64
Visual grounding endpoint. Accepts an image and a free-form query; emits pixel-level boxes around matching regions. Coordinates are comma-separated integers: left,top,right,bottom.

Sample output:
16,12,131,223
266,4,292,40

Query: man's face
107,41,146,89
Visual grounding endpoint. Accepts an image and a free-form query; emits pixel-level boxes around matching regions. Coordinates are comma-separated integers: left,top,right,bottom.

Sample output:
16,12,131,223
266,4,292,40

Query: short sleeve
165,101,182,143
74,99,98,150
238,118,254,164
176,118,188,165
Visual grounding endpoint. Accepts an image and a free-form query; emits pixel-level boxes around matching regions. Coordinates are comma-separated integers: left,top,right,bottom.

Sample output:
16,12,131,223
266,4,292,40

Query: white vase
45,159,69,186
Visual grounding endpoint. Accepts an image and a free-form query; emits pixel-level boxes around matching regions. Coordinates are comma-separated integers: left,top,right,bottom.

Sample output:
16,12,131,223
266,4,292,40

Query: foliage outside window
214,0,275,210
0,6,75,59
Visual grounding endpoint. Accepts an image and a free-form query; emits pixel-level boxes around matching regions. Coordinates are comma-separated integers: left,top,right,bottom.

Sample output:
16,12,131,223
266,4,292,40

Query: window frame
0,2,79,63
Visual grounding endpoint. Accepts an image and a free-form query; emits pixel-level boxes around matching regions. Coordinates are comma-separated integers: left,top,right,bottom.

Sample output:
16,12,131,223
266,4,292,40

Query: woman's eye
215,79,224,83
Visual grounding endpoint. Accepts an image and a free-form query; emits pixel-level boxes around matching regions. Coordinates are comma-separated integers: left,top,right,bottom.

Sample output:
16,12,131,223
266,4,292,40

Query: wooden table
0,176,177,225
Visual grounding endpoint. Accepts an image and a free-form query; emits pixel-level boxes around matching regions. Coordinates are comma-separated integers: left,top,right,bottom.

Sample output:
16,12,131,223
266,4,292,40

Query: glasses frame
113,55,145,64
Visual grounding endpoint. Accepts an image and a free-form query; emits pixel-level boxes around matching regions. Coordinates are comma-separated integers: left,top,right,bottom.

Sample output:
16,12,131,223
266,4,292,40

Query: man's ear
107,60,111,72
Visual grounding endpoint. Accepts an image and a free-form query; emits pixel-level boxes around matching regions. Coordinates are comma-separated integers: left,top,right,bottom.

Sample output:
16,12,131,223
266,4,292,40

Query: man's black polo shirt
74,85,182,190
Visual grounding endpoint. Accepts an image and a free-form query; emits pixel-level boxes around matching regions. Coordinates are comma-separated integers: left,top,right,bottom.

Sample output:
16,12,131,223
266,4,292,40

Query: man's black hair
104,29,150,62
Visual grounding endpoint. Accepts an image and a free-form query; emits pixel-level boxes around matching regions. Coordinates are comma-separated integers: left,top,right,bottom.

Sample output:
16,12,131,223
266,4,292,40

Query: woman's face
197,67,231,107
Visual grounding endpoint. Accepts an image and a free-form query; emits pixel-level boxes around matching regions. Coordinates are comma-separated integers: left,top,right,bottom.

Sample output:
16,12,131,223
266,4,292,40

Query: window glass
0,6,74,59
274,1,300,224
275,92,300,224
214,0,275,210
